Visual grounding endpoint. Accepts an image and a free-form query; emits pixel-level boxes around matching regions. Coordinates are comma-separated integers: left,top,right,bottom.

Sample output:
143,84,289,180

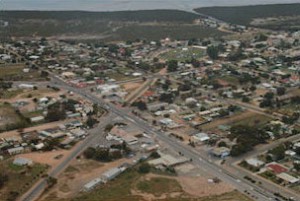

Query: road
20,113,114,201
48,75,300,201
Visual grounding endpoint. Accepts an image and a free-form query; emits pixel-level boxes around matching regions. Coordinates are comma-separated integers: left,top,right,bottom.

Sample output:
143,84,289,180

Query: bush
138,163,151,174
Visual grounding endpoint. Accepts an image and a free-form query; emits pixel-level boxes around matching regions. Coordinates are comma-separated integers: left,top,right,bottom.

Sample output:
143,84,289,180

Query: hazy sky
2,0,300,11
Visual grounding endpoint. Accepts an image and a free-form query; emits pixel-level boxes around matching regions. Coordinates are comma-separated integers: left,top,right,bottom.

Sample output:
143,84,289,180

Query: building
102,167,123,181
148,152,188,167
13,157,33,166
245,158,265,168
83,178,103,191
211,147,230,158
7,147,24,155
266,163,289,174
277,172,299,185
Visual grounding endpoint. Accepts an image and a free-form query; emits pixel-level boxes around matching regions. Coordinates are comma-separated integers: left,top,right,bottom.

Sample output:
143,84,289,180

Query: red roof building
266,163,288,174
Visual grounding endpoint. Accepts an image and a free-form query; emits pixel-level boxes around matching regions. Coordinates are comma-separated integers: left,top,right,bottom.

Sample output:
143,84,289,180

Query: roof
267,163,288,174
13,157,33,166
277,173,299,184
246,158,265,167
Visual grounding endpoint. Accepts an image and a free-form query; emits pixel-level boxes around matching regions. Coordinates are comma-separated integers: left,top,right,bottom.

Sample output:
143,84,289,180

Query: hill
195,3,300,30
0,10,226,41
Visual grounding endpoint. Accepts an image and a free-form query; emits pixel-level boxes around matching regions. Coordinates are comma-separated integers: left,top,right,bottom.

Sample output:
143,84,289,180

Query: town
0,6,300,201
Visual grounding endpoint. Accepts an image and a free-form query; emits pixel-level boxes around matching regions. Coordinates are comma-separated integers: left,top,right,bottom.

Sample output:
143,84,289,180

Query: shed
13,157,33,166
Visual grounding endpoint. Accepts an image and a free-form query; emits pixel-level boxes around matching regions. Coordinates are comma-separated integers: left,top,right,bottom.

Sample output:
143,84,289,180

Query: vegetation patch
136,177,182,197
195,3,300,30
0,160,48,201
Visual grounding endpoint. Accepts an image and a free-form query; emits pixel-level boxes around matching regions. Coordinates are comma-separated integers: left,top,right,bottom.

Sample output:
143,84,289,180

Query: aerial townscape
0,1,300,201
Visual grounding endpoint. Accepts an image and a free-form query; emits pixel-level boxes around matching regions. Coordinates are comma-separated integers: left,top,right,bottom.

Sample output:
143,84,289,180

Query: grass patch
72,168,142,201
231,113,271,127
137,177,182,197
0,89,24,99
0,160,48,201
108,25,227,42
160,47,206,62
259,171,281,184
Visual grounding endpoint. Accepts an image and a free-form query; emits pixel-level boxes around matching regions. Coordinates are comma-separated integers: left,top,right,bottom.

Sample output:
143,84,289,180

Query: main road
20,113,115,201
48,75,300,201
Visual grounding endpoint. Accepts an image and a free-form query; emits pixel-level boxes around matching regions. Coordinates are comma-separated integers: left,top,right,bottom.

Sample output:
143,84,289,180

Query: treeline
195,3,300,26
2,10,200,23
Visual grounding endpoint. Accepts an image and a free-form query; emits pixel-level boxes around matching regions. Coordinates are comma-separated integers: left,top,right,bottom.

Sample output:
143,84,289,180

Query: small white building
13,157,33,166
246,158,265,168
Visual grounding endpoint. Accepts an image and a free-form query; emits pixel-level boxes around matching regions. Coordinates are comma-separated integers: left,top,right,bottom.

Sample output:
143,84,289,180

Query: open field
39,164,252,201
0,103,27,132
201,111,271,131
0,64,45,81
195,3,300,30
0,159,48,201
159,47,206,62
107,25,227,42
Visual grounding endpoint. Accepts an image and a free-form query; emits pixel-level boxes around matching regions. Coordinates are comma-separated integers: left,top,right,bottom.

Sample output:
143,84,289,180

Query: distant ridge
194,3,300,26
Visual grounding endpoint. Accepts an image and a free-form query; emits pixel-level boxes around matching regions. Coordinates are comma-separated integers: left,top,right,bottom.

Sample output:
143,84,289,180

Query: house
30,116,45,123
191,133,210,144
211,147,230,158
7,147,24,155
277,172,299,184
148,152,188,167
245,158,265,168
18,84,35,89
13,157,33,166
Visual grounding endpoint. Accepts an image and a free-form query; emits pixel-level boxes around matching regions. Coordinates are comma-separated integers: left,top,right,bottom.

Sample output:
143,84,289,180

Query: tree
167,60,178,72
138,163,151,174
46,103,66,122
276,87,286,96
46,176,57,188
86,116,98,128
132,101,147,111
105,124,114,132
84,147,96,159
269,144,286,161
0,172,8,189
294,162,300,172
207,45,219,60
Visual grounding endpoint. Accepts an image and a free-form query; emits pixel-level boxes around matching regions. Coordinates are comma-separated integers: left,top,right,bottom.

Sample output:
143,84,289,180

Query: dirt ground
39,157,134,201
17,149,70,168
178,176,233,197
131,173,233,200
200,111,256,131
122,81,143,92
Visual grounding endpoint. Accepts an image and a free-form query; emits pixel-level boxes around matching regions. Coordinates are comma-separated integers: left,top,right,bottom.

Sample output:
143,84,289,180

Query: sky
1,0,300,11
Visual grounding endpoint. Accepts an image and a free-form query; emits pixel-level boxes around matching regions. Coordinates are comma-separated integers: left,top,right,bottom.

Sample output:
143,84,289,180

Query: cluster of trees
46,99,79,122
167,60,178,72
132,101,148,111
260,92,275,108
84,142,131,162
230,125,269,156
0,80,12,90
0,171,8,189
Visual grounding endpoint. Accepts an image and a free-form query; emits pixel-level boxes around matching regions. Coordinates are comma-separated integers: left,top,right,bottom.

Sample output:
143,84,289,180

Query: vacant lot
0,159,48,201
0,103,26,131
0,64,44,81
160,47,206,62
39,165,252,201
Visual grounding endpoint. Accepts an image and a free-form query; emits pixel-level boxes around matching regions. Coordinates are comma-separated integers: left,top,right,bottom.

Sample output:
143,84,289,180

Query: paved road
48,75,297,201
20,113,114,201
22,74,299,201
